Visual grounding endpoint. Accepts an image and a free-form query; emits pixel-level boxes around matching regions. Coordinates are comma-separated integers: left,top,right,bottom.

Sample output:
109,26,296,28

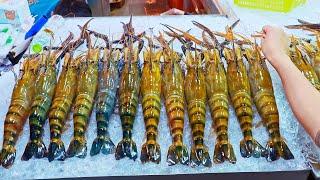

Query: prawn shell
1,58,39,168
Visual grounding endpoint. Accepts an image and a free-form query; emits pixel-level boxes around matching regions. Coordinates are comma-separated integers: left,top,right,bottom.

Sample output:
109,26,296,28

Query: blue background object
24,15,48,39
29,0,60,20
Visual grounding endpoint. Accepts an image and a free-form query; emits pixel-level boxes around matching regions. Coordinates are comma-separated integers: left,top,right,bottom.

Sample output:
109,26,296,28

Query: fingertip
262,25,272,33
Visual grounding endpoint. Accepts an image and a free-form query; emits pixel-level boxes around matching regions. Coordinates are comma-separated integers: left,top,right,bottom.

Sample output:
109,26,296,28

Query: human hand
261,25,290,65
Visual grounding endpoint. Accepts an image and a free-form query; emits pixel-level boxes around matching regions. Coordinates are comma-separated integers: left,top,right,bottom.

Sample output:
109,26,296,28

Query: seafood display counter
0,15,317,179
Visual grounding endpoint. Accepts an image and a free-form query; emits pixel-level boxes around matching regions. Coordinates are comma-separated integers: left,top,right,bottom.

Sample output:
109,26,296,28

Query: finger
262,25,272,33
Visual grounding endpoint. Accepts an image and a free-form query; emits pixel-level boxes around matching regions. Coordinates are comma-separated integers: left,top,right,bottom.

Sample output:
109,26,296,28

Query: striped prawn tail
166,95,189,166
21,114,48,161
67,136,87,159
167,143,189,166
67,93,95,158
1,108,25,168
239,116,266,158
91,136,115,156
188,101,212,167
1,145,16,169
233,93,266,158
140,93,161,164
115,116,138,160
214,142,236,164
116,91,139,161
213,118,236,164
48,138,66,162
266,138,294,161
255,94,293,161
90,113,115,156
115,138,138,161
140,142,161,164
265,115,294,161
209,94,236,164
90,94,117,156
190,145,212,167
66,114,89,159
48,108,68,162
48,110,67,161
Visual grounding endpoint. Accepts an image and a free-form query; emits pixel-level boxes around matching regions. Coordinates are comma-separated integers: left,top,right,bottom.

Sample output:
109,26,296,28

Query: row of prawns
285,21,320,91
86,19,295,166
286,19,320,90
0,18,294,169
159,21,295,166
0,20,93,168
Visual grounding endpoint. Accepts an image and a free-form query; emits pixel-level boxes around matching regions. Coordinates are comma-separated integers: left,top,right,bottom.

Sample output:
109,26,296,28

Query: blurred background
93,0,222,16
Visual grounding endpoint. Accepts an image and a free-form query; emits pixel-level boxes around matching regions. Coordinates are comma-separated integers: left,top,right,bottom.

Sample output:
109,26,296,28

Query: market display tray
0,15,317,179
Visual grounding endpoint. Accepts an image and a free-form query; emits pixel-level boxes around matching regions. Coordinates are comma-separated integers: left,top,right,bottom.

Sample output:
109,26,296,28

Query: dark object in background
168,0,184,10
110,0,125,10
54,0,92,17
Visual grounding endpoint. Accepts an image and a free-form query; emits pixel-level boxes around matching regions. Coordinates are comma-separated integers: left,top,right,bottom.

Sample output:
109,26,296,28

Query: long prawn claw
115,138,138,160
167,144,189,166
140,143,161,164
214,142,236,164
90,136,115,156
190,146,212,167
21,140,47,161
265,139,294,161
161,23,202,45
192,20,220,47
0,145,16,169
66,138,87,158
240,138,267,158
79,18,94,38
48,139,66,162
